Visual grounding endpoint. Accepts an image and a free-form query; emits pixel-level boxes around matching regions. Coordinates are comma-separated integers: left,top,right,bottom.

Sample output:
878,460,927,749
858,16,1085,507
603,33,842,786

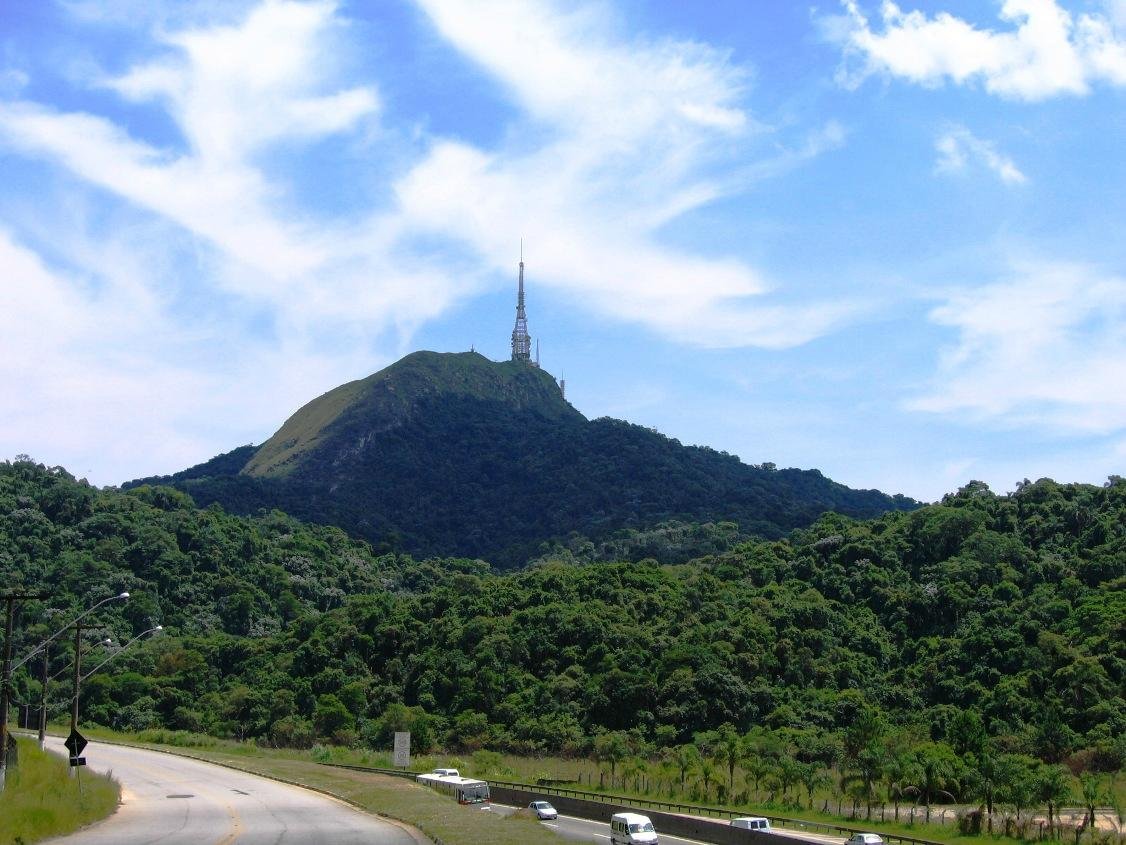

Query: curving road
40,737,427,845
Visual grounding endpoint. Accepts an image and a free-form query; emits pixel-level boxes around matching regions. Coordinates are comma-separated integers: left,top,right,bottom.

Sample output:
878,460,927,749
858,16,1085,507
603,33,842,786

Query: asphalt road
492,802,851,845
40,737,426,845
490,802,717,844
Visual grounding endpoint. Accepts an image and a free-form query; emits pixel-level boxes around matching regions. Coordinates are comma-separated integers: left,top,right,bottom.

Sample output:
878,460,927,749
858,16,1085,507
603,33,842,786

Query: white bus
415,771,491,805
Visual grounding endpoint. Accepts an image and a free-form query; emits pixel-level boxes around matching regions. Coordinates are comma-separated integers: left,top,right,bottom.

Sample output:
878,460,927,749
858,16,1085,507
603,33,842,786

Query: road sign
64,729,87,758
69,756,86,767
393,731,411,768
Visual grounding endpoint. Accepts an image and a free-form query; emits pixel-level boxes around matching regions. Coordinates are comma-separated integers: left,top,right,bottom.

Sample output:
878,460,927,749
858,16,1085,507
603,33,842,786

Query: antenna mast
510,242,533,364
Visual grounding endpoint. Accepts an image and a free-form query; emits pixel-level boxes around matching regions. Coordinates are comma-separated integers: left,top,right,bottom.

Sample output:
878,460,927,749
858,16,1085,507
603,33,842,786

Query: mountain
127,350,919,566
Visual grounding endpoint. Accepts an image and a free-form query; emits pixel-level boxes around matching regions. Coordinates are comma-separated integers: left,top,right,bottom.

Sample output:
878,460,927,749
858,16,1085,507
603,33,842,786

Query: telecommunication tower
510,244,533,364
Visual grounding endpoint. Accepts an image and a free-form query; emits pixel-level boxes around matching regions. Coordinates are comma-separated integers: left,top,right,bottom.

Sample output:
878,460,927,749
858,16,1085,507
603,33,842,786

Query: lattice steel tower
510,244,533,364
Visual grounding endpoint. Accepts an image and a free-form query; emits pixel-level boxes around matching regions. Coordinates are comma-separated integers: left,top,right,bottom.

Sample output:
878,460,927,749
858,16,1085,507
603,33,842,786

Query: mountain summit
244,350,576,479
129,350,917,565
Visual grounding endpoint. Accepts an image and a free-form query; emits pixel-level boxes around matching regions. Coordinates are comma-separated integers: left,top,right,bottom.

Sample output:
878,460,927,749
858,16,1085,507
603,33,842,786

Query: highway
490,803,708,843
40,737,427,845
492,801,850,845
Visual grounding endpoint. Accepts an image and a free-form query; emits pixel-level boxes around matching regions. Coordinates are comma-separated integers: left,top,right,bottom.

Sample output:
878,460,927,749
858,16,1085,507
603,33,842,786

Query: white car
529,800,558,820
846,834,885,845
732,817,772,831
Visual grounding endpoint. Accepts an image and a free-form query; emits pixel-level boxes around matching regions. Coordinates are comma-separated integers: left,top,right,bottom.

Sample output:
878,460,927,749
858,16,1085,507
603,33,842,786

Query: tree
881,749,921,821
313,694,353,739
995,755,1039,831
800,762,831,810
671,744,700,791
842,743,885,819
1079,773,1107,831
594,732,630,789
714,723,743,796
969,750,1001,832
915,742,959,823
1037,765,1073,838
698,756,722,804
947,710,987,758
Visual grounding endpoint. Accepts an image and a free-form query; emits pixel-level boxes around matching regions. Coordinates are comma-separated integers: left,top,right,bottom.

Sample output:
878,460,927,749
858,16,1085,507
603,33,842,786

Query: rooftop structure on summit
510,244,536,366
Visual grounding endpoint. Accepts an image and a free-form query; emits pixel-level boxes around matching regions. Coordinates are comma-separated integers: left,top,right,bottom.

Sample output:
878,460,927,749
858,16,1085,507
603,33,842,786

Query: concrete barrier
492,784,795,845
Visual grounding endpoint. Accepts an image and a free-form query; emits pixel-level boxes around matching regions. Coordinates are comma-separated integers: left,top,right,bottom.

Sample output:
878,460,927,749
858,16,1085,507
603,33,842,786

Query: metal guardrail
317,762,947,845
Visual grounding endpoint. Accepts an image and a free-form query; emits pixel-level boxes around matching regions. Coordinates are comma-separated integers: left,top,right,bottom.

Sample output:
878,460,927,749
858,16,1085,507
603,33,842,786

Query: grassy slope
0,738,119,845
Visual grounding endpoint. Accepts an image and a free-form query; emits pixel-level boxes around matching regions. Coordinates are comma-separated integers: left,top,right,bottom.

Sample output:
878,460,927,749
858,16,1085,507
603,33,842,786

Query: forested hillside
2,458,1122,786
127,351,917,565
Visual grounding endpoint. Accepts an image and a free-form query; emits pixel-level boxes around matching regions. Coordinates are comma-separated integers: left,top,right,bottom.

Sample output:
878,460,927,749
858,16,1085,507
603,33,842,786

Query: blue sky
1,0,1124,502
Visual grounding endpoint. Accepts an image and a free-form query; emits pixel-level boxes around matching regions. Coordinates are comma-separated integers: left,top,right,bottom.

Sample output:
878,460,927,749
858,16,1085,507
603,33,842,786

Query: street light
80,626,162,682
2,591,127,784
37,637,111,749
11,592,129,672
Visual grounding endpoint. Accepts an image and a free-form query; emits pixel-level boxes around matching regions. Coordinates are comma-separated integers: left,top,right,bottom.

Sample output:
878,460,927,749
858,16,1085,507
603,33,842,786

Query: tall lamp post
39,636,112,749
4,591,127,786
1,591,50,792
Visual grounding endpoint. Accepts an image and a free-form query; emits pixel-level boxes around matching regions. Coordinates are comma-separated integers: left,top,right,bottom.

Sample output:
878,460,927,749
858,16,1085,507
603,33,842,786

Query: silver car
846,834,885,845
529,800,558,820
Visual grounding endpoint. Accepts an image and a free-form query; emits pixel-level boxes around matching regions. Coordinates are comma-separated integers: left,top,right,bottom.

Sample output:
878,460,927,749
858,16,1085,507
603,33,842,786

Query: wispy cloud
935,126,1027,185
908,261,1126,432
0,0,855,481
834,0,1126,100
398,0,853,348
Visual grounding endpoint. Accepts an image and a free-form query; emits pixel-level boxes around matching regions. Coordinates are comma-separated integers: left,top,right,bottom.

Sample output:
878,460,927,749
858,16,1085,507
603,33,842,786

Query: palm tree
620,757,643,794
699,756,721,804
883,751,922,821
745,756,772,801
915,742,959,823
843,743,885,819
778,755,804,806
672,744,700,793
800,762,832,810
594,731,630,789
714,724,743,798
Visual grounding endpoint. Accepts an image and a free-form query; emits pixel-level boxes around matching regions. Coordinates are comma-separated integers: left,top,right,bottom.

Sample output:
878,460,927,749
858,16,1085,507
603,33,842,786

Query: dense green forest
127,351,917,566
1,458,1123,824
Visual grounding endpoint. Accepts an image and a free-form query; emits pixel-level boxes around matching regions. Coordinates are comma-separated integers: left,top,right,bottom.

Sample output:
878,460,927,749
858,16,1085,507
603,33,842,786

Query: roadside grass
0,737,119,845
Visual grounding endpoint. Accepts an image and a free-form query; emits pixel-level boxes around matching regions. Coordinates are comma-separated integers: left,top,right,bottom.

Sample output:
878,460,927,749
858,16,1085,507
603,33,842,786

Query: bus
416,771,491,805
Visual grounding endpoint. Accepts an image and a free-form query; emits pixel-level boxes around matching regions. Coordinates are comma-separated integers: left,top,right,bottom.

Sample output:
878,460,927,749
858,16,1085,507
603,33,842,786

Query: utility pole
1,591,50,792
38,645,48,750
70,622,82,779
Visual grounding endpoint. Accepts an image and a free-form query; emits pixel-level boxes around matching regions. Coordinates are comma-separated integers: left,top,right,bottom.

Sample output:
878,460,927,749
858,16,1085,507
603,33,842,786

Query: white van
610,812,658,844
431,767,460,777
732,817,772,831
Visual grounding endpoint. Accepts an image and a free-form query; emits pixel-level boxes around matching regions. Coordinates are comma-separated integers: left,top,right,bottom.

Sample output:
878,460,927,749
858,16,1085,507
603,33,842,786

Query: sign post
393,731,411,768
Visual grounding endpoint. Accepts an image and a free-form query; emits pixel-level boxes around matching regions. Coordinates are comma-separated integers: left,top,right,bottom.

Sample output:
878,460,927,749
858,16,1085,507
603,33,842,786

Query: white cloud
398,0,851,348
0,0,858,482
0,1,380,284
908,261,1126,432
836,0,1126,100
0,69,29,96
935,126,1027,184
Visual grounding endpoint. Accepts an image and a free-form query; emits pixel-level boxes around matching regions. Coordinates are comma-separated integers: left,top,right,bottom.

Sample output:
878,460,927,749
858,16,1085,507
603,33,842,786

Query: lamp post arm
80,626,162,683
11,593,128,672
